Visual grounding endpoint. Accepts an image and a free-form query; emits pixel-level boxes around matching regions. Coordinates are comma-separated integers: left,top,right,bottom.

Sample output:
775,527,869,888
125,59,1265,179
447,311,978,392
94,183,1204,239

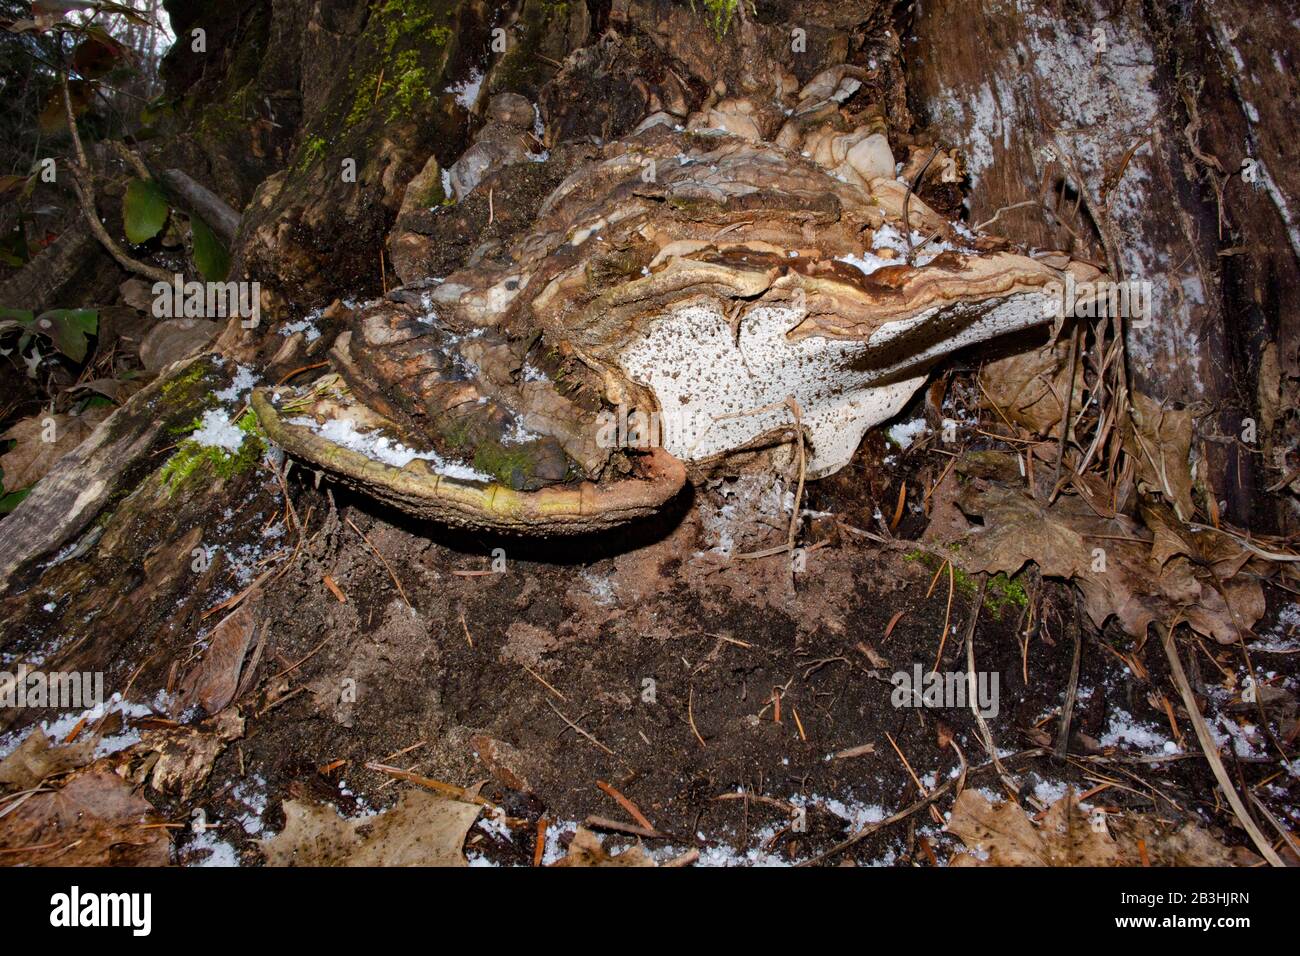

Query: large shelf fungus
251,377,686,534
255,80,1104,533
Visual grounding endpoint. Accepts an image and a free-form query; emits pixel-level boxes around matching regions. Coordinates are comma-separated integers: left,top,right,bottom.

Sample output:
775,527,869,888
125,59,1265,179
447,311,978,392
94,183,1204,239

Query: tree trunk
907,0,1298,530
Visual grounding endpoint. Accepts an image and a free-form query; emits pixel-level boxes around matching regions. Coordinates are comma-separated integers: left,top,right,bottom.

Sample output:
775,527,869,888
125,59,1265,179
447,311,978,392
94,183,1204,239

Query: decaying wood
0,356,204,590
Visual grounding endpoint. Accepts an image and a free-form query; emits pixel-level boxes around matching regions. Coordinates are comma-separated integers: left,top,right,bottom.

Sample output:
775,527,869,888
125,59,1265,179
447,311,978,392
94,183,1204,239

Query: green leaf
34,308,98,363
190,215,230,281
0,226,31,266
123,177,169,244
0,487,31,514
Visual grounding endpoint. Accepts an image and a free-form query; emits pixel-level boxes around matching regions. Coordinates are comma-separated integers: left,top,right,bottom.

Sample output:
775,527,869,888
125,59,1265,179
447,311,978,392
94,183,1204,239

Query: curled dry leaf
550,826,657,867
0,727,95,790
71,376,148,406
260,790,481,866
979,334,1083,435
1122,391,1196,522
143,710,245,802
175,602,258,717
138,318,221,373
947,789,1119,866
469,733,534,793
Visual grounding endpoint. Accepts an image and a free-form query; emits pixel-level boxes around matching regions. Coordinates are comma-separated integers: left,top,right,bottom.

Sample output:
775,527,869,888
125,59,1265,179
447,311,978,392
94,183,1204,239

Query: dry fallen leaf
175,601,258,717
0,407,110,491
0,727,95,790
947,790,1253,867
144,710,245,802
550,826,657,867
1123,391,1196,522
947,789,1119,866
948,482,1263,643
0,769,170,866
138,318,220,372
980,335,1083,435
260,789,481,866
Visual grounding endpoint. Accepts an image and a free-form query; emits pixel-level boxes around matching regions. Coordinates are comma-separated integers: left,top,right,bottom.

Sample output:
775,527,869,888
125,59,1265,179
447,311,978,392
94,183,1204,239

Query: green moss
343,0,454,130
160,410,265,494
296,135,327,172
158,361,211,401
434,414,538,488
420,176,447,207
387,60,434,121
195,82,258,139
471,442,538,488
692,0,739,38
168,414,204,437
490,0,570,94
905,549,1029,619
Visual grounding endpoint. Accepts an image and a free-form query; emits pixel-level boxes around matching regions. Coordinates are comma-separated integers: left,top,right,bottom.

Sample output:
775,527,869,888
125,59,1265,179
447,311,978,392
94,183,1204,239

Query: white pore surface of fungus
619,293,1049,478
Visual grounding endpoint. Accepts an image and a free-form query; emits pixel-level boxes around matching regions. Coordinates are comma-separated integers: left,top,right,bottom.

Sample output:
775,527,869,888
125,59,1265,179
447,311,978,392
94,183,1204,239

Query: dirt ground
22,397,1275,868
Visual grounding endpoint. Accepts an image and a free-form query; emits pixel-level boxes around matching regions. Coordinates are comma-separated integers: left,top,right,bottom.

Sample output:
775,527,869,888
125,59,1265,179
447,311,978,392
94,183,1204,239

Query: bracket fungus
255,75,1104,535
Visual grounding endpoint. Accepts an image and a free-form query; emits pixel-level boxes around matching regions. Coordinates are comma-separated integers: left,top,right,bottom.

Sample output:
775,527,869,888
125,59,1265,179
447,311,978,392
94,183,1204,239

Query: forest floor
4,384,1293,867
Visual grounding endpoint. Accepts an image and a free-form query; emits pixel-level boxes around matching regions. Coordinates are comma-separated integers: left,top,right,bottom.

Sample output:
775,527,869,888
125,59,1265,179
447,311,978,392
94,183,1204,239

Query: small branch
1054,593,1082,760
973,200,1041,234
903,145,940,265
159,168,242,245
1158,623,1283,867
546,699,614,755
60,72,172,285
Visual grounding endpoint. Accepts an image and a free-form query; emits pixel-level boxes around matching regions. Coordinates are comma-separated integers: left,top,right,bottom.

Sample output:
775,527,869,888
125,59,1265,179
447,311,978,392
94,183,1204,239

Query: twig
265,634,329,685
583,815,662,840
596,779,658,833
60,73,172,285
903,146,940,265
964,575,1018,795
1249,794,1300,859
364,762,495,807
534,818,548,866
973,200,1041,234
345,516,412,609
688,685,706,748
1055,593,1083,760
546,699,614,755
932,560,955,672
1049,322,1081,502
1157,624,1283,866
521,662,567,701
884,732,927,798
785,396,806,551
802,775,957,866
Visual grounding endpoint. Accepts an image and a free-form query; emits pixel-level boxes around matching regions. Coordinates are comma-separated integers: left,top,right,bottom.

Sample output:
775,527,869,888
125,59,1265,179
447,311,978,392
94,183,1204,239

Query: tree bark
906,0,1298,530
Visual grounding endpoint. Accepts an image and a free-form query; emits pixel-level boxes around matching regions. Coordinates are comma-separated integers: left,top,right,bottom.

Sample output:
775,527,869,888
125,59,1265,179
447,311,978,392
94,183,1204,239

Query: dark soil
128,422,1296,866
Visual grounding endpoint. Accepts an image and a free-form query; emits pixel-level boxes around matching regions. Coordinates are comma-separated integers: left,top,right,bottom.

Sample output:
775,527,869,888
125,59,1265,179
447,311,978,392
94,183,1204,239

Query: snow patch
286,416,492,482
